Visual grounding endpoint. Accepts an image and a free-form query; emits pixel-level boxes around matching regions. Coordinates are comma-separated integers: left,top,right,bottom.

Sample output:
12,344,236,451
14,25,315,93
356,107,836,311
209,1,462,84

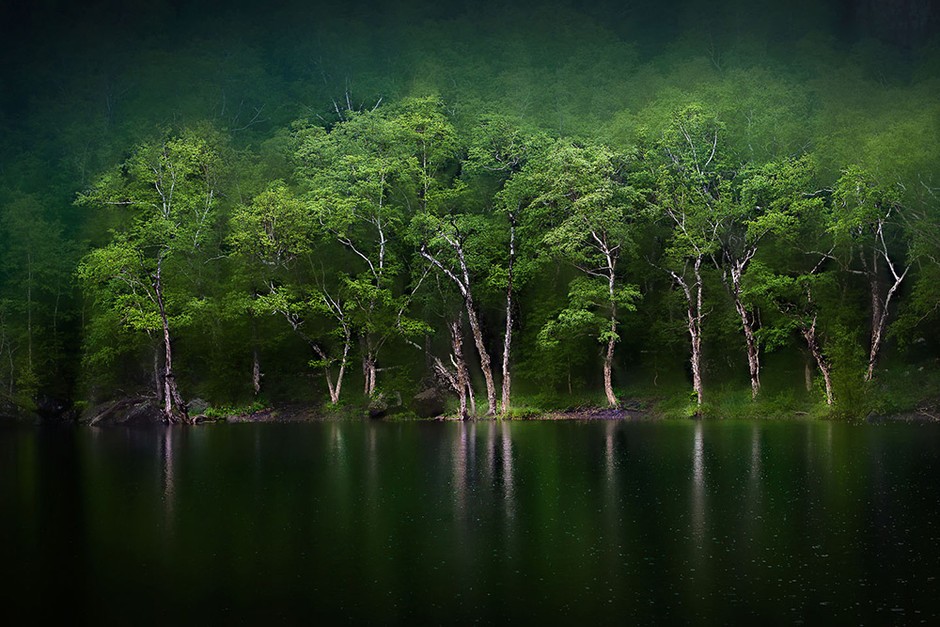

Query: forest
1,0,938,422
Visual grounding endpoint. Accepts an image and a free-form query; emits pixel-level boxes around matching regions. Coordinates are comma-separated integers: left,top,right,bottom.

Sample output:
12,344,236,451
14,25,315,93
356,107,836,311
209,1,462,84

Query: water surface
2,420,939,624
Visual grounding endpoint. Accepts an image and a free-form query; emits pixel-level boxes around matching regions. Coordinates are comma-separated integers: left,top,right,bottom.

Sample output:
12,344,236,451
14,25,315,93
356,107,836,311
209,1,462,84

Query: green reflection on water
2,420,939,624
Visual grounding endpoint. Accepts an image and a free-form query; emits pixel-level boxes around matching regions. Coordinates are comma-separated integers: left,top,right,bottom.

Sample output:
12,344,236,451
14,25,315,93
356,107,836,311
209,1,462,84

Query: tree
0,195,76,409
464,114,547,413
78,130,223,423
229,182,353,405
652,105,729,407
514,139,642,407
718,156,817,398
831,166,913,381
293,105,428,398
402,98,507,417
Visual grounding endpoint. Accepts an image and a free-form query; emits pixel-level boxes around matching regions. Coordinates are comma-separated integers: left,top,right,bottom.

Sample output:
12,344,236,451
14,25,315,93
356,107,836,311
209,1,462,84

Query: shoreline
4,394,940,426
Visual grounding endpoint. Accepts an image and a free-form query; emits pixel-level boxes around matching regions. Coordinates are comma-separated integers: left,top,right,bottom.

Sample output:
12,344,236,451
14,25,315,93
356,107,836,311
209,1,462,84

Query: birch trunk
252,348,262,396
603,257,618,408
154,263,188,424
451,319,470,421
362,349,377,397
679,258,705,408
603,330,617,407
500,215,516,415
864,237,909,382
153,342,164,407
802,316,833,406
464,293,496,415
432,315,472,420
420,244,497,415
725,259,760,399
730,283,760,399
670,258,705,408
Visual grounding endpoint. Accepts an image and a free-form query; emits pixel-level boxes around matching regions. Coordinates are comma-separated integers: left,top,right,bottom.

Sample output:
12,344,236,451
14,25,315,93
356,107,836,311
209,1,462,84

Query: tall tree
0,195,76,409
831,166,913,381
652,105,729,407
229,182,354,405
515,139,642,407
718,156,817,398
78,130,224,423
403,98,505,416
293,105,428,398
464,114,547,413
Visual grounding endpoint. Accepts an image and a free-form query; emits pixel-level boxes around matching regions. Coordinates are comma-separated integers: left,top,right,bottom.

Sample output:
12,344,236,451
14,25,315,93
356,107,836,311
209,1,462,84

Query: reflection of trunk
153,260,188,424
500,214,516,415
801,315,833,406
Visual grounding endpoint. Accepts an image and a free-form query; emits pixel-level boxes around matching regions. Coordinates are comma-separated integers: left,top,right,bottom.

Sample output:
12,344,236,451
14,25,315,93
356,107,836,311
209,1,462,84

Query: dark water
3,420,940,625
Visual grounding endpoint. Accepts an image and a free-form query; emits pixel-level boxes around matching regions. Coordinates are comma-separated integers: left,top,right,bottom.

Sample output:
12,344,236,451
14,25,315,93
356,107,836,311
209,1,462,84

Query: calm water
3,420,940,625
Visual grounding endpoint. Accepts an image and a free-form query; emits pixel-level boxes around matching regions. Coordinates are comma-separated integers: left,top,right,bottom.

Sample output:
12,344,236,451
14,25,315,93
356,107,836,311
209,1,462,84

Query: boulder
412,385,447,418
84,397,164,426
368,391,402,419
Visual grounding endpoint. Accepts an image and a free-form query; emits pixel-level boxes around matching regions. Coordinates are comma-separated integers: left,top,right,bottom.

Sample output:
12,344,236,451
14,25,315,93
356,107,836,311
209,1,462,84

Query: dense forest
1,0,938,422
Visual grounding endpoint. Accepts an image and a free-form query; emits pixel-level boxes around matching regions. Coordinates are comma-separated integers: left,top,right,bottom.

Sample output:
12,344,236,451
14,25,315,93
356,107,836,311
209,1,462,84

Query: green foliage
3,4,940,419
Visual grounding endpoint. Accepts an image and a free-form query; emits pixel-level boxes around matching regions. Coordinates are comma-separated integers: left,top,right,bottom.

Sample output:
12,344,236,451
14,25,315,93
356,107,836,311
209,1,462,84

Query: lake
2,419,939,624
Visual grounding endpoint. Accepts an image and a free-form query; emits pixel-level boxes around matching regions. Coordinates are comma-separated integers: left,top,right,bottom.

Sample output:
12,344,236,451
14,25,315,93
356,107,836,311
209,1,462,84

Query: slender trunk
866,255,882,382
451,318,469,421
466,380,476,417
732,286,760,399
603,331,617,407
26,253,32,371
362,338,377,397
329,360,346,404
465,298,497,415
365,358,377,397
802,315,833,406
688,258,705,407
500,214,516,415
603,261,618,408
804,353,814,393
252,348,261,396
321,335,351,405
153,261,187,424
153,342,164,406
431,315,472,419
724,259,761,399
251,317,261,396
419,243,497,415
742,320,760,399
670,259,705,408
865,255,909,382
